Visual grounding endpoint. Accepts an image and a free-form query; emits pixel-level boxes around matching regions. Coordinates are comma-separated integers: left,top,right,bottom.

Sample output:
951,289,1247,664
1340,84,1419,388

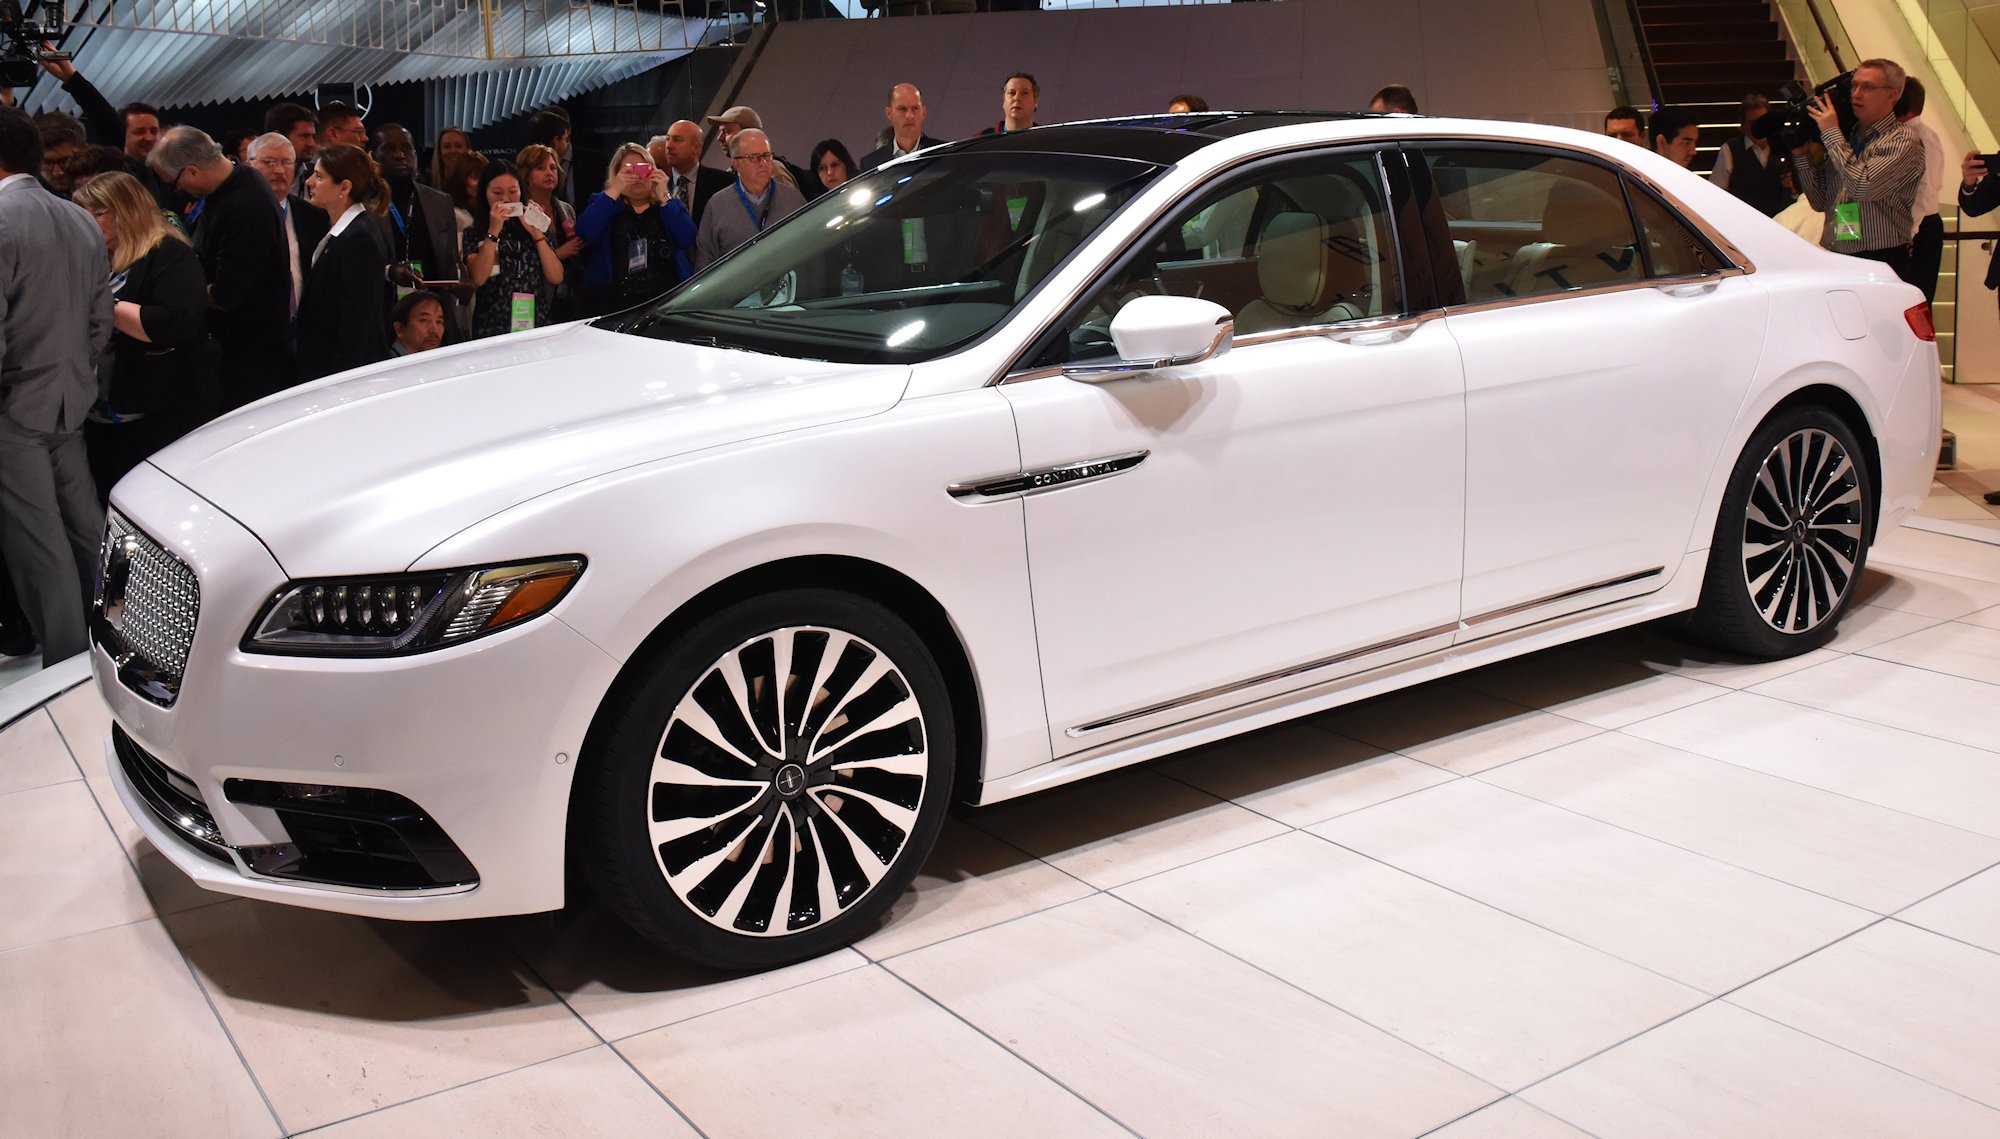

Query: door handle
1658,280,1720,298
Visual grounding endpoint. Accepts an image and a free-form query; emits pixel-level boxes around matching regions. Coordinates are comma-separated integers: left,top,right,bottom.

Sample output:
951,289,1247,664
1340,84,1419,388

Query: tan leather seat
1237,212,1373,334
1525,181,1642,293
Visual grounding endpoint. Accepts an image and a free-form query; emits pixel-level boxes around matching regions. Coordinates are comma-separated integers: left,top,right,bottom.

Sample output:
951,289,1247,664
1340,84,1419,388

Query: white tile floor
5,521,2000,1137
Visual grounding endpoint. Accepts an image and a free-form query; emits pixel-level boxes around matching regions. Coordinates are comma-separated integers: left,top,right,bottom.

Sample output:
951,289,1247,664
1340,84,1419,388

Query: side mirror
1062,295,1233,383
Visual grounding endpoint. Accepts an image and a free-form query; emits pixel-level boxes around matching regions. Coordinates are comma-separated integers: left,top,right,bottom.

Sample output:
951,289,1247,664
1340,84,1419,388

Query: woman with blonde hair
516,142,585,320
296,143,394,380
574,141,695,316
71,171,217,501
428,126,470,189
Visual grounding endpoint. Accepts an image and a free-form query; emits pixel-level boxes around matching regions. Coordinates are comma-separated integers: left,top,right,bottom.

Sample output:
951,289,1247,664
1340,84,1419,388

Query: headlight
244,557,585,657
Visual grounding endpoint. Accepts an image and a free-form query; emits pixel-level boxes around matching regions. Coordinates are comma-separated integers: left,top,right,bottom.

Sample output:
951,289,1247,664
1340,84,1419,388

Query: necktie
674,174,690,212
281,200,300,318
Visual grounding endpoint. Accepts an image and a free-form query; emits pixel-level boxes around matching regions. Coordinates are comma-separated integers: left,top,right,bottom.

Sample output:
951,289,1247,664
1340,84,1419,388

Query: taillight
1905,302,1936,342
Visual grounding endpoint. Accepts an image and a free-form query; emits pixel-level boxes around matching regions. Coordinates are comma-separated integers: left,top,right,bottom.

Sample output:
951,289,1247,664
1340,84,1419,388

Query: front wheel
1684,406,1874,658
581,589,955,969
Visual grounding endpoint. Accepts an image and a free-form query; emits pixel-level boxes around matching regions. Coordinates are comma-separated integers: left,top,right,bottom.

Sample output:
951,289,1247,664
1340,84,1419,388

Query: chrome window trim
993,130,1752,387
995,139,1412,386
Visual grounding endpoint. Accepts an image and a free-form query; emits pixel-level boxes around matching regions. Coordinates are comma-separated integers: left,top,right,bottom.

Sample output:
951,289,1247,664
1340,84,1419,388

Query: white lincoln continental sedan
95,113,1939,968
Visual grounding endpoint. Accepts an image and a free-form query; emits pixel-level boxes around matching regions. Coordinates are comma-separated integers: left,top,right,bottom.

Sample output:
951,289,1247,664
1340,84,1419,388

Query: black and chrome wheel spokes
647,627,929,936
1740,427,1864,633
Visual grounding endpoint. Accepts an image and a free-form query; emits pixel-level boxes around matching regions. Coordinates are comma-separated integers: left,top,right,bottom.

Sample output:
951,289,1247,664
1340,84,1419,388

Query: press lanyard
735,181,775,232
388,201,408,237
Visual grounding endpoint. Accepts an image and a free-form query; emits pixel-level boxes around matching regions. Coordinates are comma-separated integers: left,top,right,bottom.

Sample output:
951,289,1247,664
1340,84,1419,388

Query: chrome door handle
1658,279,1720,298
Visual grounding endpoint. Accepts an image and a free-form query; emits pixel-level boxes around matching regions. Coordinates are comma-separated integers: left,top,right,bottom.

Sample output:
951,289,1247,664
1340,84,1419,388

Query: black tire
1684,405,1874,658
582,588,955,969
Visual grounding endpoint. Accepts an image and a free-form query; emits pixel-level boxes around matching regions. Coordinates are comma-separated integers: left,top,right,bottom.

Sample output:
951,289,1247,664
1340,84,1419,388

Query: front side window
1425,147,1646,301
614,152,1162,364
1041,152,1401,364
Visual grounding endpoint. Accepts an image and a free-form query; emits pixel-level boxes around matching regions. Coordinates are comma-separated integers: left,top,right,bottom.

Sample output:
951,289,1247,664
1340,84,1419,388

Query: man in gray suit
0,106,113,666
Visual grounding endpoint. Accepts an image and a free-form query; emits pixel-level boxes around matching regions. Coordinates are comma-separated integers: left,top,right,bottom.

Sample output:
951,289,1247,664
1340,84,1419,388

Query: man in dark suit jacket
374,125,471,341
1960,151,2000,504
660,119,733,224
153,126,293,409
0,107,113,666
247,130,327,341
859,83,946,172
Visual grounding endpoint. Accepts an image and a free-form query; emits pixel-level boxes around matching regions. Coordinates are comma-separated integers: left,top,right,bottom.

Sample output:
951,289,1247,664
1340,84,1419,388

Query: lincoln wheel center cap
774,763,807,799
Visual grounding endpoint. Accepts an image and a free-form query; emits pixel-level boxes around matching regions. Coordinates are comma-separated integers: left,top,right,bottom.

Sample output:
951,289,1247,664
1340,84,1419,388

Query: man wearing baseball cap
705,106,817,199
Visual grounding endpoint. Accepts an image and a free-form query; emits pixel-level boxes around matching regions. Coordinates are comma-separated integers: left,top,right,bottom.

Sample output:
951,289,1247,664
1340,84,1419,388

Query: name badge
1833,201,1862,243
627,237,649,274
510,292,535,333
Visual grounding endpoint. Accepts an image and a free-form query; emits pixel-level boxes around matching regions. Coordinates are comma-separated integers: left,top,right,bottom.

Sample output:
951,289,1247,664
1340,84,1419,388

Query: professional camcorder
1753,71,1858,151
0,0,67,90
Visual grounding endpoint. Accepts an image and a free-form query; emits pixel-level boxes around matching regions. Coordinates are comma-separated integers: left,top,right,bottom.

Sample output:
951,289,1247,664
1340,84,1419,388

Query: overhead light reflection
886,320,926,347
1073,193,1106,212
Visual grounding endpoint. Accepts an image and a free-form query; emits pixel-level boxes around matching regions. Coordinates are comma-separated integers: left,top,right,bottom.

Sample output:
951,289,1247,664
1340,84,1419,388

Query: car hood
147,323,910,575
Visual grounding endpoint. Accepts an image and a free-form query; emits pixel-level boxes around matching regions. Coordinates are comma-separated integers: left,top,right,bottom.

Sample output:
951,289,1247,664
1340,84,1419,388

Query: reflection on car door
1417,144,1770,636
998,150,1468,756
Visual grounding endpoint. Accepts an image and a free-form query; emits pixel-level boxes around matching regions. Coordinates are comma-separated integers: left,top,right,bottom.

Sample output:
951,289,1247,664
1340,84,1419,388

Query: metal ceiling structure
22,1,731,132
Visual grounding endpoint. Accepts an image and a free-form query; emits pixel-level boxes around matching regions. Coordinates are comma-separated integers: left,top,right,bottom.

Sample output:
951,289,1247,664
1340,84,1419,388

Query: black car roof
939,112,1376,165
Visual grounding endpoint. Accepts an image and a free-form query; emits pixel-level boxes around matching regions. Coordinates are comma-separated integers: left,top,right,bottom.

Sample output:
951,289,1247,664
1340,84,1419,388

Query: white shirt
279,199,304,314
1909,118,1946,227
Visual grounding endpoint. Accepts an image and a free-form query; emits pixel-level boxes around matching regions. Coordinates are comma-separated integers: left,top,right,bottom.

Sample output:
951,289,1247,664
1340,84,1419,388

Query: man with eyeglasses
693,128,806,270
150,125,293,408
1791,57,1925,282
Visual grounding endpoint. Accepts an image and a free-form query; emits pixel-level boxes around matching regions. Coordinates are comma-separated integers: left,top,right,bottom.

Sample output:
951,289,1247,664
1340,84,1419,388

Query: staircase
1633,0,1803,173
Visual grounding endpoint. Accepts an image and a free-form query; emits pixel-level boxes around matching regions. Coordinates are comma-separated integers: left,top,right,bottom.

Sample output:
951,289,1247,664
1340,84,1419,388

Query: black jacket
296,213,392,381
191,164,291,356
858,134,947,173
105,238,217,418
670,164,734,224
285,195,331,274
1963,175,2000,289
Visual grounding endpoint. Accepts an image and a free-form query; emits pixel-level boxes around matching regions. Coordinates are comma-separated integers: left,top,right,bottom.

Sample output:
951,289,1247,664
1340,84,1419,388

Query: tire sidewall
585,588,955,969
1695,406,1875,657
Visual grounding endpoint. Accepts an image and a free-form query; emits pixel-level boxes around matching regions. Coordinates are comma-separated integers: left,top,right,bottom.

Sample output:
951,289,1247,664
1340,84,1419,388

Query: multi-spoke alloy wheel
585,589,954,969
1689,407,1874,658
1739,427,1864,634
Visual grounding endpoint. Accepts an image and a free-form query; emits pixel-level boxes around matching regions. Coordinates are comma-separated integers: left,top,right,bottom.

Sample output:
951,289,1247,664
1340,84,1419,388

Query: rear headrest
1540,181,1631,250
1256,212,1331,311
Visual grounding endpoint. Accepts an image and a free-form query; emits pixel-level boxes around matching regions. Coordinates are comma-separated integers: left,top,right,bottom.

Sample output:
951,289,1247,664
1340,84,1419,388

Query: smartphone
1979,154,2000,171
496,201,525,219
629,162,656,181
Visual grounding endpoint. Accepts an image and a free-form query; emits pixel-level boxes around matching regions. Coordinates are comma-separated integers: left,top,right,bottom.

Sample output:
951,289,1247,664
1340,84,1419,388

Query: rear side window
1628,186,1728,278
1424,148,1644,301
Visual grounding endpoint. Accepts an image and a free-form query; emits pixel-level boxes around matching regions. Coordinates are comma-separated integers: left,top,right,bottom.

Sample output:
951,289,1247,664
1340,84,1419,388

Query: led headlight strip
244,557,585,657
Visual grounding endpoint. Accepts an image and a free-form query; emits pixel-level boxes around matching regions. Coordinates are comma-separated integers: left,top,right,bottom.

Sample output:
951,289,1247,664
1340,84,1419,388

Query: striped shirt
1794,113,1923,252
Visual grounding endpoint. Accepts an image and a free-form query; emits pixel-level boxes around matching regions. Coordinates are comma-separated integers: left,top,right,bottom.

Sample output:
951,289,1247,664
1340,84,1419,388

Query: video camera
1753,70,1857,151
1,0,67,90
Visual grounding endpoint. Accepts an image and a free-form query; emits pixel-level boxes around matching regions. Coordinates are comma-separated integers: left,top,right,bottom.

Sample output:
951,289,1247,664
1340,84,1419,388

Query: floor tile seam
1087,889,1515,1096
1287,826,1715,996
1412,1096,1612,1139
1310,717,1611,781
1498,919,1908,1109
1146,743,1470,831
154,908,291,1137
1737,673,2000,759
954,807,1115,890
277,1041,618,1139
582,951,880,1041
0,770,85,800
863,960,1147,1139
0,699,58,735
1864,556,2000,592
1610,723,2000,845
1463,779,1899,917
0,706,82,781
1882,915,2000,961
1715,994,2000,1115
1851,642,2000,690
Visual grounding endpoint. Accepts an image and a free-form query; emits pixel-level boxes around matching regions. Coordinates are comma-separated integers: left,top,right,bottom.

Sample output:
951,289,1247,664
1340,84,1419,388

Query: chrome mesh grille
103,511,200,679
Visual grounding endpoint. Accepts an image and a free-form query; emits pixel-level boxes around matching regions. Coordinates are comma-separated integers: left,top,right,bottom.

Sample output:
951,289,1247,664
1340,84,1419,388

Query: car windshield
611,151,1165,364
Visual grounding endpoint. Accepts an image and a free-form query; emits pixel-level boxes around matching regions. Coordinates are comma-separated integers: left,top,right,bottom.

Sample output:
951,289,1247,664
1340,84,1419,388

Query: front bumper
94,463,622,921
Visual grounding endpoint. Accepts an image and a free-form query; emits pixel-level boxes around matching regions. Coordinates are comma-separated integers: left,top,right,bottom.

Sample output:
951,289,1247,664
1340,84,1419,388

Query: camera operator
1791,58,1925,280
1956,148,2000,506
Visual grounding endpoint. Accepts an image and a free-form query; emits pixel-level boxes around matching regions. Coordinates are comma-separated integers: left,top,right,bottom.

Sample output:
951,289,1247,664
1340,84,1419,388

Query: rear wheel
1685,406,1873,657
583,589,954,969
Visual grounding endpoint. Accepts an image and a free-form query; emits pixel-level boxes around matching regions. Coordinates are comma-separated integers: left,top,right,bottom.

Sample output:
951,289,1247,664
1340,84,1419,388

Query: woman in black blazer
297,144,393,382
71,171,219,502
